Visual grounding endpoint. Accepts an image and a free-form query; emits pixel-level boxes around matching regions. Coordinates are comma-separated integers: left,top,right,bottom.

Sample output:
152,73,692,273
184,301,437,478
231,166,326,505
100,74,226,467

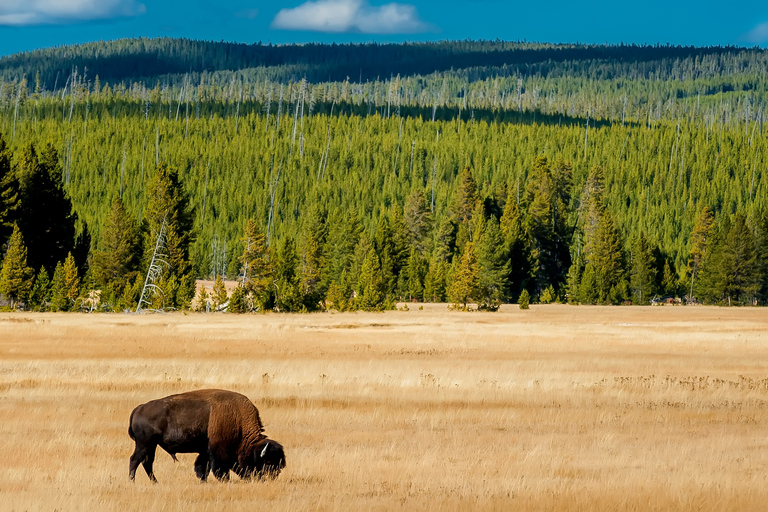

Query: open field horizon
1,305,768,510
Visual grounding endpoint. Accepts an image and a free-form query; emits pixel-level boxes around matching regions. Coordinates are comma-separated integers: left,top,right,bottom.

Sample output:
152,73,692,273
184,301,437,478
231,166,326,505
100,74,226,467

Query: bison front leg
194,453,210,481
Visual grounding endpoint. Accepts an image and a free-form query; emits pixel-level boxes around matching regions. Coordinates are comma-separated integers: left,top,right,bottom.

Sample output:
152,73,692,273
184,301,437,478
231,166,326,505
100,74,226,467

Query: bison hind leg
194,453,210,482
141,446,158,483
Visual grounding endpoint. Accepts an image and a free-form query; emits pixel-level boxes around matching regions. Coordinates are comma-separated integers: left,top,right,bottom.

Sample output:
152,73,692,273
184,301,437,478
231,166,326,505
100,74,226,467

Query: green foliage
228,285,246,313
28,267,51,311
518,289,530,309
211,275,228,310
194,285,210,312
476,217,511,310
239,218,272,311
355,248,387,311
91,195,141,298
448,242,480,310
630,233,657,305
0,224,33,307
274,237,303,312
50,253,79,311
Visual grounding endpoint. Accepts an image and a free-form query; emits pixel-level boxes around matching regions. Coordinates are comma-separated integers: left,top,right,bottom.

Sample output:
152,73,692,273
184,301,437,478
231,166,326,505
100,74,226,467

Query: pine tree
476,217,511,310
0,133,20,245
523,156,572,296
578,263,599,304
300,208,326,311
718,214,760,305
500,196,530,300
588,212,625,303
212,275,228,310
16,143,79,274
92,195,141,298
423,256,448,303
228,285,246,313
355,248,386,311
0,224,33,308
239,218,272,311
50,262,67,312
404,189,433,254
687,206,715,301
143,162,194,308
447,242,480,310
274,237,303,312
518,289,530,309
50,254,79,311
401,247,428,301
62,253,80,309
195,285,210,312
630,233,657,304
29,267,51,311
565,256,583,304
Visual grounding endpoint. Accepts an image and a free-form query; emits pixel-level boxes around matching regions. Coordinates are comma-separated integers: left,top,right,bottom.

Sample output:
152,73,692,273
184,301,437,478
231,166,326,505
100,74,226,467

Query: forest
1,37,768,311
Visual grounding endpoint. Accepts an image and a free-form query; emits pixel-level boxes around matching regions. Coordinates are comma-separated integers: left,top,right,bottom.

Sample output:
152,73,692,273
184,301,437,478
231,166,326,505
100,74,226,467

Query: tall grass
1,305,767,511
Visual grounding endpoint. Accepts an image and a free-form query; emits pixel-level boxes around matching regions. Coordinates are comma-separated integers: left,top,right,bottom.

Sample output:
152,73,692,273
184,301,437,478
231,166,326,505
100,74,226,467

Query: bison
128,389,285,482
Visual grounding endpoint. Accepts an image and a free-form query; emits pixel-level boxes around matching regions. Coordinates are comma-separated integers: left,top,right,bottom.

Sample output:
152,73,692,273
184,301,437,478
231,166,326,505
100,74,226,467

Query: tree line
2,129,768,311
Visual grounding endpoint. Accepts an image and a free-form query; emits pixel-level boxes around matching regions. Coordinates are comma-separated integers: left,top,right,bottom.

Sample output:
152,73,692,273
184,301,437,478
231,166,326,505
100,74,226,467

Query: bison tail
128,409,136,440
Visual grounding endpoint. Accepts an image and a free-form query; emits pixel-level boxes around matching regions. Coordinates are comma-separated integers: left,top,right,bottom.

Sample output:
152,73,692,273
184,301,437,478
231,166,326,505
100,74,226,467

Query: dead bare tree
136,217,169,313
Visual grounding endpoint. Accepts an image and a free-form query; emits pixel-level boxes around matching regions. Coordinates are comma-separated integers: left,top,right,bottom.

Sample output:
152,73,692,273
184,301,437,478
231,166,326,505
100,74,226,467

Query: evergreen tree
0,224,33,308
300,208,327,310
423,256,448,303
355,248,386,311
195,285,210,312
630,233,657,304
0,133,19,246
326,269,353,311
92,195,141,298
211,275,228,310
143,162,194,308
228,285,246,313
447,242,480,310
239,218,272,311
523,156,572,296
500,196,530,301
518,289,530,309
29,267,51,311
274,237,303,312
404,189,433,254
50,253,79,311
709,214,760,305
587,211,625,304
565,256,583,305
578,263,599,304
50,262,67,312
16,143,79,274
687,206,715,301
476,217,511,310
401,247,428,301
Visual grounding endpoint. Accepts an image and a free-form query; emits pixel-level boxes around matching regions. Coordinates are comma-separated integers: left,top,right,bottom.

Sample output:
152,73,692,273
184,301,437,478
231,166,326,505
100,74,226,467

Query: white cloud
742,22,768,44
271,0,431,34
0,0,146,26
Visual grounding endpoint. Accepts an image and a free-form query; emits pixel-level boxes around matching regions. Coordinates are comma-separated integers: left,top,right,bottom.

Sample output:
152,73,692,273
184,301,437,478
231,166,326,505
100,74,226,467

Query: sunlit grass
1,305,767,510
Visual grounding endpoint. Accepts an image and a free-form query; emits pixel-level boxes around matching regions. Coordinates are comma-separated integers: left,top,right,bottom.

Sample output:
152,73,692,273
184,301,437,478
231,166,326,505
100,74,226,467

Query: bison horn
261,442,269,458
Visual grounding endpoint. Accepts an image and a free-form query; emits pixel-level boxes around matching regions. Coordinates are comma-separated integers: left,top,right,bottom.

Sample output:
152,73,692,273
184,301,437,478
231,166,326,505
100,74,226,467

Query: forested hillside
0,38,767,311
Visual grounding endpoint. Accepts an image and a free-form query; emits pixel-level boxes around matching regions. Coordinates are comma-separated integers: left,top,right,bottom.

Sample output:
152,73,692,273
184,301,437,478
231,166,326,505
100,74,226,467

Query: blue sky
1,0,768,57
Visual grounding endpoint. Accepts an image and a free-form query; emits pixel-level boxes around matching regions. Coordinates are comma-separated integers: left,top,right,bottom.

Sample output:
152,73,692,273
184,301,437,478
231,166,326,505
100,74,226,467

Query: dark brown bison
128,389,285,482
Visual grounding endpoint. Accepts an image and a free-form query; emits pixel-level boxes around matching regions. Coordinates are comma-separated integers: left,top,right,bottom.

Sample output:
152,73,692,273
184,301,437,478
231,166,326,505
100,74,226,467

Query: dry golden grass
1,304,768,511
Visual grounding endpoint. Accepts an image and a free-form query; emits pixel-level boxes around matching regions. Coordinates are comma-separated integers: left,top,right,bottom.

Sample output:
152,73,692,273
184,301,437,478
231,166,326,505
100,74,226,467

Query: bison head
236,439,286,480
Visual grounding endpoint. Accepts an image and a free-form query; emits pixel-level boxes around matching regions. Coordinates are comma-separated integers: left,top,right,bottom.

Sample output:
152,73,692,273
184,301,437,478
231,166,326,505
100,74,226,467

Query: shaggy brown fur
129,389,285,482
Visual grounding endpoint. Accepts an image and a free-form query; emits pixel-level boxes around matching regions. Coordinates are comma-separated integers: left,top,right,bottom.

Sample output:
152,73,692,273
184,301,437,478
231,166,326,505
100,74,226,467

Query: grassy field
1,304,767,511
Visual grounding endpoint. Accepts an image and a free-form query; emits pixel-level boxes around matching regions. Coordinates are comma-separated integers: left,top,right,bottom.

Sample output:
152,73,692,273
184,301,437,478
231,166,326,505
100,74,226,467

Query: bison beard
128,389,285,482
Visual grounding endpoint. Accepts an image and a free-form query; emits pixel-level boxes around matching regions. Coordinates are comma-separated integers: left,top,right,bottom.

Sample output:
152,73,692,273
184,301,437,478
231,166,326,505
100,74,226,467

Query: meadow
1,305,767,511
